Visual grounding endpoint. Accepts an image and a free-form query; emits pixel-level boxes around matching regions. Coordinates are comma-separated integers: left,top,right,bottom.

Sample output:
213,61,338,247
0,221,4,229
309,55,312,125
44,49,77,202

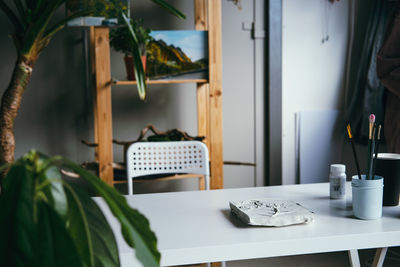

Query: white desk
95,183,400,266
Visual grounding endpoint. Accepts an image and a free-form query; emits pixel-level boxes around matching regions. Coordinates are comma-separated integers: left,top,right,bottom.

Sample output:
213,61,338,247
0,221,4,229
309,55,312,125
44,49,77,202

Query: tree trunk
0,58,33,169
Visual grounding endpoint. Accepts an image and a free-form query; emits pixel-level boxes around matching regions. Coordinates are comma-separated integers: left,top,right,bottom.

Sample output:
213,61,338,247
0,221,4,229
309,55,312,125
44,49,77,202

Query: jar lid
330,164,345,173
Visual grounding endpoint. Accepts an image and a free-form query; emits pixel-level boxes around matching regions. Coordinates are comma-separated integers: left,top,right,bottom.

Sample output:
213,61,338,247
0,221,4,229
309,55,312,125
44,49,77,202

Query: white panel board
298,110,344,184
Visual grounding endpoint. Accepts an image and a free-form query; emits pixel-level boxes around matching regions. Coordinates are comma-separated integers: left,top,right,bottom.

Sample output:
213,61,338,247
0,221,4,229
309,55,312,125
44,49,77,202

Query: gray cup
351,175,384,220
375,153,400,206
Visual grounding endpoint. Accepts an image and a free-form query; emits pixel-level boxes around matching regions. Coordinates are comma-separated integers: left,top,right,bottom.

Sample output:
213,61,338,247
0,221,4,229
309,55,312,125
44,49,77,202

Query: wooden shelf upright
91,0,223,189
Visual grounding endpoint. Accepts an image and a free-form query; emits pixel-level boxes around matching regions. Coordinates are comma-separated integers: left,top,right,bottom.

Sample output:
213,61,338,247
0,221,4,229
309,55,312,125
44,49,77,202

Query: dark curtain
345,0,391,144
377,2,400,153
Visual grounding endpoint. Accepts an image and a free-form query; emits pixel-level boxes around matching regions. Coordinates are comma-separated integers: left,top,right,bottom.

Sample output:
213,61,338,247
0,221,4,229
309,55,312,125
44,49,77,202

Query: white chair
126,141,210,195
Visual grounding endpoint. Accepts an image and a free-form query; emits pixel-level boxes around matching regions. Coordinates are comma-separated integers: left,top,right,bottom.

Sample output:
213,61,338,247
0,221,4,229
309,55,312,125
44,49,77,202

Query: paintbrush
366,114,375,180
347,123,362,180
372,124,382,179
368,123,377,180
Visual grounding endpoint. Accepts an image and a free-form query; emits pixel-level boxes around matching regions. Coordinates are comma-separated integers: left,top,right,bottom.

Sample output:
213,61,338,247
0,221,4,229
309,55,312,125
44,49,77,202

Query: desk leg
348,250,361,267
371,247,388,267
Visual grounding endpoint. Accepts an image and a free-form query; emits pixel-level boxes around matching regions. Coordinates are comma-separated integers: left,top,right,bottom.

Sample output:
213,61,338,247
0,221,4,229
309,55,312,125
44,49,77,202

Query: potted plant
0,150,160,267
110,18,152,81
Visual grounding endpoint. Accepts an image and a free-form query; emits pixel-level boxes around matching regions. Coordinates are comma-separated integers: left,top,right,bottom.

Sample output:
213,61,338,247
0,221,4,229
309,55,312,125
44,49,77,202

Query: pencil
368,123,376,180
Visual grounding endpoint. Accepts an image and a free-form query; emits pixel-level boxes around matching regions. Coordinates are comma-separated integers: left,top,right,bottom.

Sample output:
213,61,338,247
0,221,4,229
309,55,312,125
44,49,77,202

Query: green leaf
0,1,23,32
150,0,186,19
14,0,27,21
22,0,64,54
121,12,147,100
35,200,83,267
1,150,123,267
58,158,161,267
62,182,94,267
66,180,120,267
25,0,39,11
0,162,36,267
38,165,68,218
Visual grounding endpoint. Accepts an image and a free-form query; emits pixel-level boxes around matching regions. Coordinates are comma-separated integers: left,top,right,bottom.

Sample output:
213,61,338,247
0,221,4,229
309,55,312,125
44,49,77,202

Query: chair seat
114,173,201,181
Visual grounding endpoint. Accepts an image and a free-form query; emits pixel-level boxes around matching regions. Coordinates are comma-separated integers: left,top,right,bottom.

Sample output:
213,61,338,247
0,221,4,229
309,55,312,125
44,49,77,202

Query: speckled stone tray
229,199,314,227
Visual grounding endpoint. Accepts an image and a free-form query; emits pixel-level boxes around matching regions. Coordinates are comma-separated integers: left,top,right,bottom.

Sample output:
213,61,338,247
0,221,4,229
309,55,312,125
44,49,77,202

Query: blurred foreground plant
0,150,160,267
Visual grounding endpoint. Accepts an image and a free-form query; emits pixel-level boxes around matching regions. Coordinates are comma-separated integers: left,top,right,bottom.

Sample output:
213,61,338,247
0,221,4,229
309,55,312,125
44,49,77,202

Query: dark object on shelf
124,55,147,81
82,124,204,147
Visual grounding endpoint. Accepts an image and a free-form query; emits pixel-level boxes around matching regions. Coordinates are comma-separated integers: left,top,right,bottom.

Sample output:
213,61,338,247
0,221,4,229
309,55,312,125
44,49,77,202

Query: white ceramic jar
329,164,346,199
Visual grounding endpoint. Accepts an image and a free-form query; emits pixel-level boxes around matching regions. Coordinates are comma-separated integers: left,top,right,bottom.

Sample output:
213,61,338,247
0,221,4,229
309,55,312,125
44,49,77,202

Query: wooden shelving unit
91,0,223,190
113,79,207,85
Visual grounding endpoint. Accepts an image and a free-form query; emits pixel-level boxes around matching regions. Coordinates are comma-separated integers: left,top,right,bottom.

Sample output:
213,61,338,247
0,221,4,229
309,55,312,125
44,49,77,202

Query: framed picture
146,30,208,80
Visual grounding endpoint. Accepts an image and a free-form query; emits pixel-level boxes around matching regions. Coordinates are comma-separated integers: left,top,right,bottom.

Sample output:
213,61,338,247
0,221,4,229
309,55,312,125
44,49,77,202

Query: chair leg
371,247,388,267
205,174,210,190
348,250,361,267
199,176,205,190
128,178,133,195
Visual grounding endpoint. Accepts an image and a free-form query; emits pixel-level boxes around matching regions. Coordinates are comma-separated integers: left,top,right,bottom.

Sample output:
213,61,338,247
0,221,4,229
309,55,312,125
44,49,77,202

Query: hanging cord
321,0,341,44
321,0,327,43
344,0,355,108
321,0,334,43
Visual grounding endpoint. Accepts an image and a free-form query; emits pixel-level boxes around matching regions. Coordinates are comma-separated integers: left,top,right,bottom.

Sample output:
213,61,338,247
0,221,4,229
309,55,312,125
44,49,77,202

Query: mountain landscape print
146,30,208,80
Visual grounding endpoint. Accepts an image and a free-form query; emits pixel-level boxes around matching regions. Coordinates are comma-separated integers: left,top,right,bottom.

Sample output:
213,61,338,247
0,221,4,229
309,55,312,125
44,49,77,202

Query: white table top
94,183,400,266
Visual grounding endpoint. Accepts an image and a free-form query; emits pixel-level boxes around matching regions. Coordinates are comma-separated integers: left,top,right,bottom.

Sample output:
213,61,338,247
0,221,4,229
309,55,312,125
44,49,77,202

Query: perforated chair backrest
126,141,210,194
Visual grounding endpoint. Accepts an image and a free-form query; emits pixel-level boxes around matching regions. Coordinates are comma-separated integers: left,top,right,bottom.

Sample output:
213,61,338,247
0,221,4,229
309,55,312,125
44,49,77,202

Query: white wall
222,0,259,188
282,0,349,184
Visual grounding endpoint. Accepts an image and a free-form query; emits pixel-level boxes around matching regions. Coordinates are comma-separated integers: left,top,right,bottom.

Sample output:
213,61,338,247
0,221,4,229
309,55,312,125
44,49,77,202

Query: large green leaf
66,180,121,267
0,150,126,267
38,165,68,218
35,161,92,266
35,200,83,267
58,158,161,267
63,182,94,267
0,162,36,267
35,152,121,267
151,0,186,19
121,12,147,100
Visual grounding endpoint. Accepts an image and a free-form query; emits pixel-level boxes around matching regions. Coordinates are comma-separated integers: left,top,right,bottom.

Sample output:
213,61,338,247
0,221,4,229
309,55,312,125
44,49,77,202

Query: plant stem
0,58,33,171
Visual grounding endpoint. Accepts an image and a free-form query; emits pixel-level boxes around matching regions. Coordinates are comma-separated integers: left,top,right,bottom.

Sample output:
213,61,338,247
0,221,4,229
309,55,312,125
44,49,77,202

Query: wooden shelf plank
208,0,224,190
112,79,208,85
92,27,114,186
195,0,210,149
